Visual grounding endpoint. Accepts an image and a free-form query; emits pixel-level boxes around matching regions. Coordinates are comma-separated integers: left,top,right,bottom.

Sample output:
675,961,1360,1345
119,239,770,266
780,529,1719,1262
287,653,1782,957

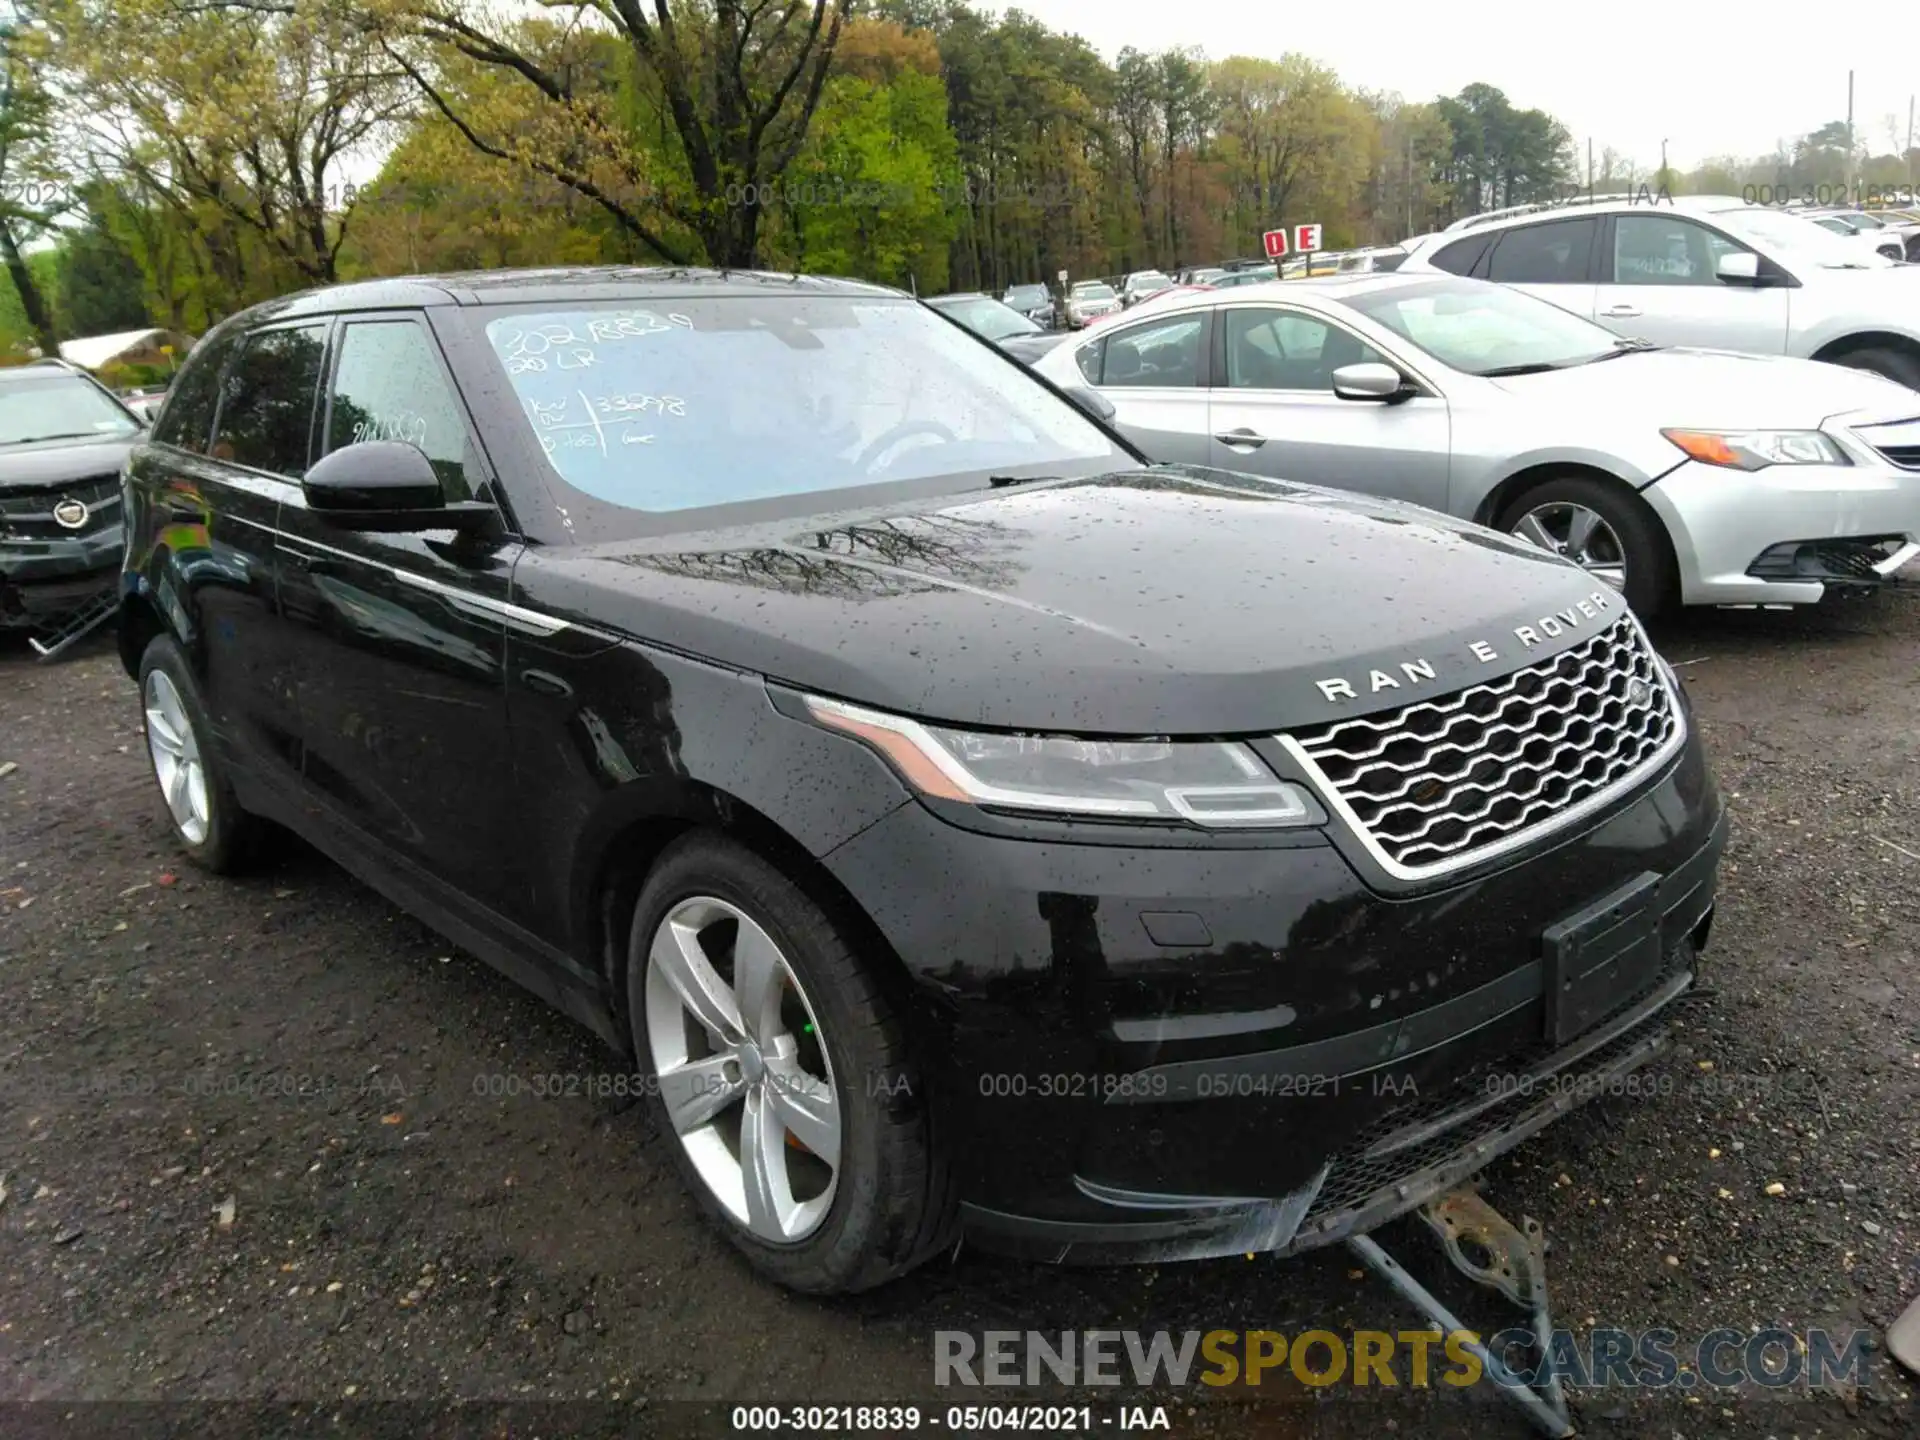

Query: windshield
1073,284,1117,301
482,298,1128,527
1005,285,1048,307
1129,273,1171,292
932,295,1042,340
1343,278,1626,375
0,373,142,446
1714,207,1893,267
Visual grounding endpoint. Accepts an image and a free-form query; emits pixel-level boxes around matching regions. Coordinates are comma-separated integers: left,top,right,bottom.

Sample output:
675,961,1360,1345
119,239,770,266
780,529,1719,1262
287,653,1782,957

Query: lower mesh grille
1286,617,1680,876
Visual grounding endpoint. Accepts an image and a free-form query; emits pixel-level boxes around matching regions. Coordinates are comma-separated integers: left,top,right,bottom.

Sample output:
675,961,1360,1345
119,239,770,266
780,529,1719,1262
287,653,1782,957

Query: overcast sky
1000,0,1919,172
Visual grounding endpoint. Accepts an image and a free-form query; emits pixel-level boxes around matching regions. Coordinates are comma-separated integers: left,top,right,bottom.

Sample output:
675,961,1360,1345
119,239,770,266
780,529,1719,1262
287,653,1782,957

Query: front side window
1611,215,1747,286
0,373,143,448
1223,308,1386,390
1098,313,1206,387
211,324,328,477
324,320,477,501
1485,219,1597,283
482,298,1127,520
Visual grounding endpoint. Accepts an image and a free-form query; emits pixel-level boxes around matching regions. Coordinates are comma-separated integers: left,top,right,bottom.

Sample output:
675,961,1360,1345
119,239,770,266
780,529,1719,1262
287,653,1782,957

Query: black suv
0,359,147,634
120,268,1727,1294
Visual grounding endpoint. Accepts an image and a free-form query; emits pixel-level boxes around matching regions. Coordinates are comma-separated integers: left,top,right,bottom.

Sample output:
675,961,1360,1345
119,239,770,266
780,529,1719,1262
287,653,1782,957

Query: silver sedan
1032,273,1920,615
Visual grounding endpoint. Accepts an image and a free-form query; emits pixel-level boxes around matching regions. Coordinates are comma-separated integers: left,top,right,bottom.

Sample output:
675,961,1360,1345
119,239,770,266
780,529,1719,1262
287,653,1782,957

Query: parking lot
1,589,1915,1437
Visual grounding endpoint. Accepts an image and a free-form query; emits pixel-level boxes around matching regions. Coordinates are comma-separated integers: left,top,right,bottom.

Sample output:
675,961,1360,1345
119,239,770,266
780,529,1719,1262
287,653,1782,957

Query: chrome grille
1285,618,1680,877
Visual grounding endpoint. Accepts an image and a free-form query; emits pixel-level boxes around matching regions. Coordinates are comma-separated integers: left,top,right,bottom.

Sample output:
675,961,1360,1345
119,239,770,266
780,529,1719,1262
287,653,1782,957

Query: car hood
529,467,1636,734
1489,348,1916,428
0,436,140,492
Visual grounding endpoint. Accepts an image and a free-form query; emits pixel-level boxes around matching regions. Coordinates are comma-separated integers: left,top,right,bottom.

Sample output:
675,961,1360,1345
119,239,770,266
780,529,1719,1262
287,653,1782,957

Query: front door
1591,213,1792,354
1205,304,1452,512
274,313,527,916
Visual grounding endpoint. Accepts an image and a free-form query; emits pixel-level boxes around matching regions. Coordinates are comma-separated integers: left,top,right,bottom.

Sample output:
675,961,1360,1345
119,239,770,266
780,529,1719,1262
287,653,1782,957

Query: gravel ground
1,592,1916,1439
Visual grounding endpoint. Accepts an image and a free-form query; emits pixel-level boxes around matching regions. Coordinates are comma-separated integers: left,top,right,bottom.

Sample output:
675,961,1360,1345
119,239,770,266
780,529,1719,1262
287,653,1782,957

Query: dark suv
0,359,147,635
120,267,1727,1294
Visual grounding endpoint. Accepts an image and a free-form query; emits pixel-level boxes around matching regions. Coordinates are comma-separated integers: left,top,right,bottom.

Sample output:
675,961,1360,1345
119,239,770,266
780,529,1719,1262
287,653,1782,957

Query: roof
245,267,906,327
1442,193,1751,233
57,327,192,370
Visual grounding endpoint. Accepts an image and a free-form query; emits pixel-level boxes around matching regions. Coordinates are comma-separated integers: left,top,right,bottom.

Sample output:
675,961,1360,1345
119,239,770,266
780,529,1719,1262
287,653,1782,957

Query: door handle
280,547,328,573
1214,428,1267,449
1601,305,1642,318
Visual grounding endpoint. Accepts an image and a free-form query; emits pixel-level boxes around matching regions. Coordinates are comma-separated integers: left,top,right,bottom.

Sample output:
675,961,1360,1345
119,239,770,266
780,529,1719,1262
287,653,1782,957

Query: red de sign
1294,223,1324,254
1262,228,1289,259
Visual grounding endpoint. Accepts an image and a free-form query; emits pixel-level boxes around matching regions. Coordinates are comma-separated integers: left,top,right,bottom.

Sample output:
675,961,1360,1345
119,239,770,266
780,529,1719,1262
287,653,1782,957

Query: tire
626,832,948,1293
1496,474,1677,621
1829,346,1920,390
136,634,260,873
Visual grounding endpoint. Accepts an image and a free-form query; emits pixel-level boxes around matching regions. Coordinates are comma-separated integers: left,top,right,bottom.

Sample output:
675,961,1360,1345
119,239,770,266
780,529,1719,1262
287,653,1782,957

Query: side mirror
1331,362,1409,402
1715,252,1761,285
1062,385,1117,422
301,441,494,534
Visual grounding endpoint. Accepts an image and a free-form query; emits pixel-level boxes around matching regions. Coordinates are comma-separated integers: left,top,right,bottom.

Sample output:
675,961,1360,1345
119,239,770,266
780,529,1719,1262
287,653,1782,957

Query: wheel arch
1809,330,1920,369
1473,460,1653,529
575,779,916,1058
1477,462,1682,614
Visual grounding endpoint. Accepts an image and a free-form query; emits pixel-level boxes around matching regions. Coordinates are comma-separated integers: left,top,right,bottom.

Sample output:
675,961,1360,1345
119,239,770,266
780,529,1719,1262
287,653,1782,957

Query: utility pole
1587,138,1594,197
1908,95,1915,188
1846,70,1855,192
1405,125,1414,238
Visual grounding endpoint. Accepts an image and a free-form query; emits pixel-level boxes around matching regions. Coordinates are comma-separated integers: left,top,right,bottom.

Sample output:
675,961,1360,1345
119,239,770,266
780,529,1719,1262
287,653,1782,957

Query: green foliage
55,204,151,335
766,66,960,289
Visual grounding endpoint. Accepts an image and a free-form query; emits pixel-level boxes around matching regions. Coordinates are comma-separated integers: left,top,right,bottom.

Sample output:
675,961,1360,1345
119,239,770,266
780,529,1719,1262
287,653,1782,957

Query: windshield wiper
1477,361,1566,377
989,473,1061,487
10,430,109,444
1589,338,1663,362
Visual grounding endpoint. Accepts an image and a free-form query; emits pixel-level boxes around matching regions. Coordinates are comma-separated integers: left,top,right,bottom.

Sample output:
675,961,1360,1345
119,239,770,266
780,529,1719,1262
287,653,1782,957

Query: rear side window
324,320,477,502
1427,233,1492,276
1074,336,1105,383
211,324,329,478
1098,313,1207,387
151,332,239,454
1485,220,1596,284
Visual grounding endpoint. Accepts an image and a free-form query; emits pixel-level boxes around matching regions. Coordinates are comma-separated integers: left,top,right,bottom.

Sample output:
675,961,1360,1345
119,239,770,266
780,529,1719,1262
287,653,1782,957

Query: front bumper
824,727,1725,1264
0,523,124,628
1642,457,1920,605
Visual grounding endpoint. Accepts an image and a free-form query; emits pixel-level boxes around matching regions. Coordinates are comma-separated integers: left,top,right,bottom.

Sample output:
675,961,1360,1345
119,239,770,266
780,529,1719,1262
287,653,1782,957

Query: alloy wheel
644,896,841,1243
144,670,210,845
1509,502,1628,593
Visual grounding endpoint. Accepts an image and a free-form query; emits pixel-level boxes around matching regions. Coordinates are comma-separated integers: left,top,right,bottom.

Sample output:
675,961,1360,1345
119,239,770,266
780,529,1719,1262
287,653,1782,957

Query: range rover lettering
121,267,1728,1294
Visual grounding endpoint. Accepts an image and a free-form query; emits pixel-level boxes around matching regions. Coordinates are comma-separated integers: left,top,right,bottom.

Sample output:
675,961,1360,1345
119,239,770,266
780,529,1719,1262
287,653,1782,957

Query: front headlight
806,696,1324,828
1662,428,1850,470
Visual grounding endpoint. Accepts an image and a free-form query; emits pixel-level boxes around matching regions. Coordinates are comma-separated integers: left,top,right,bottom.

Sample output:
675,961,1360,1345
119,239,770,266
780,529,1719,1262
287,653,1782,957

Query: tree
0,5,69,353
380,0,854,268
56,191,151,334
763,18,958,290
49,0,412,289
